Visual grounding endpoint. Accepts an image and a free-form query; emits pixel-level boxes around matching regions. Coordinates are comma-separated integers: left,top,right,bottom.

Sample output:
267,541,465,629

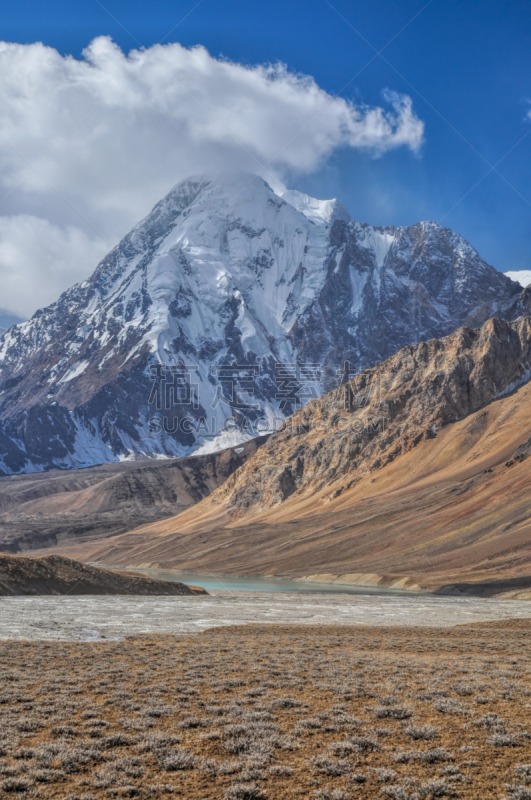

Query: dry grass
0,620,529,798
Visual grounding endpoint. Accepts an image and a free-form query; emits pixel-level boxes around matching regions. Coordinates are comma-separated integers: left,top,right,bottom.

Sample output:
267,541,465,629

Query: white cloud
0,216,108,317
0,37,424,318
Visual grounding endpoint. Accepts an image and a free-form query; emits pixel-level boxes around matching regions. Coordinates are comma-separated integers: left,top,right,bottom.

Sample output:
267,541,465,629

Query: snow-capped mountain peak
0,172,523,474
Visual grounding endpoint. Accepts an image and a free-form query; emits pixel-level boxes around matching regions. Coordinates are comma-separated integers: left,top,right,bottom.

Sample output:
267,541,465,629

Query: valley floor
1,591,531,640
0,621,529,799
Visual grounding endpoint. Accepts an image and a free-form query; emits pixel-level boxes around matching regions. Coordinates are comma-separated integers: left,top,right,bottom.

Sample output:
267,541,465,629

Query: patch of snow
348,266,368,314
280,189,350,225
57,360,89,385
504,270,531,288
353,223,395,268
495,366,531,399
192,428,254,455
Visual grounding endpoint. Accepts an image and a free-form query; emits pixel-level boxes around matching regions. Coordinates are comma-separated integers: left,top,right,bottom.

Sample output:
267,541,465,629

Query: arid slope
47,317,531,588
0,436,266,553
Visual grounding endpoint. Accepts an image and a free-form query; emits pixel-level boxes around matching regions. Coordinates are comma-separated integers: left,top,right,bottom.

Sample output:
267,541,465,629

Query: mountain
0,435,266,554
0,172,523,474
62,315,531,590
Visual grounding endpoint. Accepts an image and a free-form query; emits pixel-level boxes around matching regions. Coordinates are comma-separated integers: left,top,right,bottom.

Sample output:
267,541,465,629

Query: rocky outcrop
0,554,207,595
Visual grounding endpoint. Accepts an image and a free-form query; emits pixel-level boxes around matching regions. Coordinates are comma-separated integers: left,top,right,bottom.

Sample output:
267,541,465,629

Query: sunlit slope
55,317,531,587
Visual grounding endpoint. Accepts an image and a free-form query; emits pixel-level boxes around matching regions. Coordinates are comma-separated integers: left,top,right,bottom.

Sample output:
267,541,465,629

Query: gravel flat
1,590,531,640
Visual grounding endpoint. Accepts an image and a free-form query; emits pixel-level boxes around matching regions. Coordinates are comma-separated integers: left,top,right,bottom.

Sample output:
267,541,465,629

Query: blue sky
0,0,530,324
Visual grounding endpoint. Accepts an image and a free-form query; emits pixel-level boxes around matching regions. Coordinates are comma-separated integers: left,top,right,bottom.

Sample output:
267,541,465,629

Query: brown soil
0,621,529,798
0,554,207,596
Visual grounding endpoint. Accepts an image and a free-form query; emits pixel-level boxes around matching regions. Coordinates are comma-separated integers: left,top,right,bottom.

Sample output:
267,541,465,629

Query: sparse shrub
393,748,454,764
418,778,457,797
440,765,461,776
178,716,211,728
335,714,361,729
453,683,475,696
346,735,379,752
0,777,33,792
311,756,351,776
487,733,518,747
268,764,294,776
296,717,322,731
224,724,249,738
110,757,144,778
433,699,468,715
198,757,219,775
327,740,358,756
136,733,180,753
272,697,301,709
103,733,137,748
15,717,40,732
116,785,140,797
224,783,266,800
224,737,251,755
404,724,439,740
381,785,415,800
34,769,64,782
514,764,531,782
375,768,398,782
63,795,97,800
372,705,413,720
13,747,34,760
218,761,242,775
472,713,505,730
161,748,195,770
505,790,531,800
240,766,265,781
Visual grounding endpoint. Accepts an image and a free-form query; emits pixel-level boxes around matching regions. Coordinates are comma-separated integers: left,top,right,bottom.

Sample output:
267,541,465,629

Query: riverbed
1,590,530,641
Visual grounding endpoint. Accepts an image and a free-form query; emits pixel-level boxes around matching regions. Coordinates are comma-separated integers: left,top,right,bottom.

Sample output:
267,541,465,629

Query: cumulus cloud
0,37,424,318
0,216,108,317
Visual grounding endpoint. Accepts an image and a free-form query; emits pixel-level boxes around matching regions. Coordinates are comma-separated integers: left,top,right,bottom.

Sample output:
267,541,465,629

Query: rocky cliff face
0,173,522,474
210,315,531,513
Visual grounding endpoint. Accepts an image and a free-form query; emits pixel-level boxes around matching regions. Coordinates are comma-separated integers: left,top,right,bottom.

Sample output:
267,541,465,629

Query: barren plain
0,621,530,799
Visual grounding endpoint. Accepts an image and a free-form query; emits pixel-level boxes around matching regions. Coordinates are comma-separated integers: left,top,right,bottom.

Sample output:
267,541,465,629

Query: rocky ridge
209,315,531,513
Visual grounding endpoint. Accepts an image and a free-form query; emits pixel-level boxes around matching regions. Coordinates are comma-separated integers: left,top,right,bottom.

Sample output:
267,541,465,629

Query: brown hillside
45,317,531,589
0,553,207,595
0,436,266,553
